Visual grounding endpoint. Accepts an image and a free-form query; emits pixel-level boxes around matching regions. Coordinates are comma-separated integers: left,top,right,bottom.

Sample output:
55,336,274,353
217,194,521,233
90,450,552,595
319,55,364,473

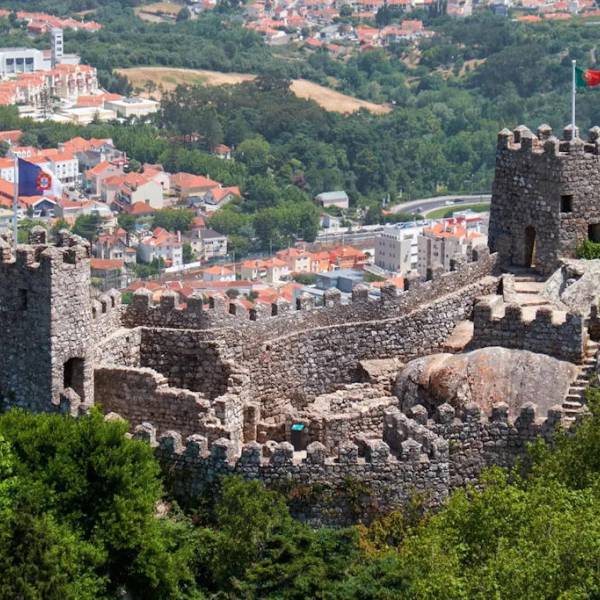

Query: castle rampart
471,295,585,363
133,400,563,526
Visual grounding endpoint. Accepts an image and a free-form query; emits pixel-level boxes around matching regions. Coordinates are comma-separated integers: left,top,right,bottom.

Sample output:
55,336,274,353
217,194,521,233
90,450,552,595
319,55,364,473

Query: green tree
153,208,194,233
0,410,200,600
117,213,137,245
176,6,191,21
183,242,195,264
72,214,102,242
235,137,272,176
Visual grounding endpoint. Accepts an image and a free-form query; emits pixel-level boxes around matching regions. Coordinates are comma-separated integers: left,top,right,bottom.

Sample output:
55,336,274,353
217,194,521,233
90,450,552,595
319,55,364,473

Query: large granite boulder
543,259,600,317
396,347,577,418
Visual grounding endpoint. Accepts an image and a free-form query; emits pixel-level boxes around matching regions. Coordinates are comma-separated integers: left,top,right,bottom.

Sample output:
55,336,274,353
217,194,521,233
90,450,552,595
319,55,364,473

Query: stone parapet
121,249,499,335
126,398,564,526
471,295,584,363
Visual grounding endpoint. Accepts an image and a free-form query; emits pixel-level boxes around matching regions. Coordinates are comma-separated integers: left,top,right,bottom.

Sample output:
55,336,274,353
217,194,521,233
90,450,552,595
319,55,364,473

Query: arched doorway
524,226,536,268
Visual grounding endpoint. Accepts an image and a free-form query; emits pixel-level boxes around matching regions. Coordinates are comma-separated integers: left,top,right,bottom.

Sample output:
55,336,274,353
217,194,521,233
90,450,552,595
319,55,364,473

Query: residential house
0,130,22,145
202,265,235,282
276,247,311,273
417,221,486,276
95,229,137,265
171,172,221,201
265,257,289,283
56,198,114,222
138,227,183,267
329,245,367,269
90,258,126,290
203,186,241,212
125,201,156,218
239,257,288,282
20,195,58,219
102,172,164,210
84,160,124,196
60,137,125,172
241,259,268,281
309,250,331,273
0,157,15,182
197,228,228,260
213,144,232,159
143,165,171,194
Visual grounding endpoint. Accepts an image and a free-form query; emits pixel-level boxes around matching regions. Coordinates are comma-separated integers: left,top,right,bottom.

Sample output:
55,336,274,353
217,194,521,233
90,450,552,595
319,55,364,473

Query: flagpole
12,156,18,251
572,59,577,133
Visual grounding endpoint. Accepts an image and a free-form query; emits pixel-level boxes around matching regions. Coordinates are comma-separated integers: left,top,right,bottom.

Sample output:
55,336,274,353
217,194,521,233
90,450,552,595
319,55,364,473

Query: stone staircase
509,272,560,320
563,339,598,420
509,270,598,419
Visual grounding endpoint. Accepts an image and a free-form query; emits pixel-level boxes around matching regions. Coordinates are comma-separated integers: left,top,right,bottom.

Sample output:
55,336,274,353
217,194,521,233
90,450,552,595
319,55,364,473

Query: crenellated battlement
122,247,498,335
496,124,600,158
125,396,566,525
0,227,91,271
470,295,584,363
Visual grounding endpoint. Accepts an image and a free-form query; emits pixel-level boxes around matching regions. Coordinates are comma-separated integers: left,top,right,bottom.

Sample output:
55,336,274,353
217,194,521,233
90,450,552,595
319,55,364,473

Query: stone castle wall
489,124,600,274
243,275,499,416
122,248,498,338
135,400,563,526
471,296,585,363
95,366,212,438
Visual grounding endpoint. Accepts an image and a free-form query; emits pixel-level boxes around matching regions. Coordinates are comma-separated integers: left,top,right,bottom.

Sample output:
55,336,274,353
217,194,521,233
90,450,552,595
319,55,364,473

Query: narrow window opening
561,194,573,213
589,224,600,243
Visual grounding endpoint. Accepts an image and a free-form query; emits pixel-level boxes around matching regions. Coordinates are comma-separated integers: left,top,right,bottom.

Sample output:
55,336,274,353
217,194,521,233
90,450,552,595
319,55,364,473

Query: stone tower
488,124,600,274
0,229,96,413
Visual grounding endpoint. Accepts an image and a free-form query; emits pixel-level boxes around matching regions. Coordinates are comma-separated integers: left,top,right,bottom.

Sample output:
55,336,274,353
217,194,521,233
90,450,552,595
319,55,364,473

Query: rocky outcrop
396,347,577,418
543,259,600,317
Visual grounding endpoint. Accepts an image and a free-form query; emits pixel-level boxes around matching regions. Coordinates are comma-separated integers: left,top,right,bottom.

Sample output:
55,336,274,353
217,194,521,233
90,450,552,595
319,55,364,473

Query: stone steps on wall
563,340,598,420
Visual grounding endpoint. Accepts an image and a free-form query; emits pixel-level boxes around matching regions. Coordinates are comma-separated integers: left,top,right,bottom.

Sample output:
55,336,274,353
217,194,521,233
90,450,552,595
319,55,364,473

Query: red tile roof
90,258,124,270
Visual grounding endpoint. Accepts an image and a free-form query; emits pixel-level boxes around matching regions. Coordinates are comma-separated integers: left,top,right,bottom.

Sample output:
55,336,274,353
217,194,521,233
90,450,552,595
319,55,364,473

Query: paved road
390,194,491,216
315,194,492,244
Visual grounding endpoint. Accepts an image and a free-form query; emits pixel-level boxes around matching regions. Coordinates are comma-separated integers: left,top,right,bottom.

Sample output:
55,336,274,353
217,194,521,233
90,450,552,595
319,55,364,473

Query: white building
104,97,160,119
315,190,349,210
138,227,183,267
0,48,46,76
374,222,427,274
0,157,15,182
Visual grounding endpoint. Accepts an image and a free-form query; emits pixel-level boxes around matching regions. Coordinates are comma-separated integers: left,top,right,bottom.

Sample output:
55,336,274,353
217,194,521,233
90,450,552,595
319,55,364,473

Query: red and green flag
576,67,600,89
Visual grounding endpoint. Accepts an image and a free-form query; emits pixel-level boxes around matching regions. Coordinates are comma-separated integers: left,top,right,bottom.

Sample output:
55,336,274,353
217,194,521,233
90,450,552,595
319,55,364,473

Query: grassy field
117,67,392,115
425,203,490,219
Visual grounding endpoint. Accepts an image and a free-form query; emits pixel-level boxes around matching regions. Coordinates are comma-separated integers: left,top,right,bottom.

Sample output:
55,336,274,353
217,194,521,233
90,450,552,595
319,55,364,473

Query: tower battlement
489,123,600,274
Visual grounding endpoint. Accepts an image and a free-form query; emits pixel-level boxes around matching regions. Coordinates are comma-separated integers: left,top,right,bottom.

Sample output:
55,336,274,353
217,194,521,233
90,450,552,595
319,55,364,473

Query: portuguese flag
576,67,600,89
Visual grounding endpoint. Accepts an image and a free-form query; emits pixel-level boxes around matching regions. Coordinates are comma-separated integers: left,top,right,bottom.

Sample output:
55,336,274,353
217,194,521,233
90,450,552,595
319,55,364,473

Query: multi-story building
138,227,183,267
276,247,312,273
0,48,46,76
197,228,228,260
375,222,427,273
417,221,486,276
